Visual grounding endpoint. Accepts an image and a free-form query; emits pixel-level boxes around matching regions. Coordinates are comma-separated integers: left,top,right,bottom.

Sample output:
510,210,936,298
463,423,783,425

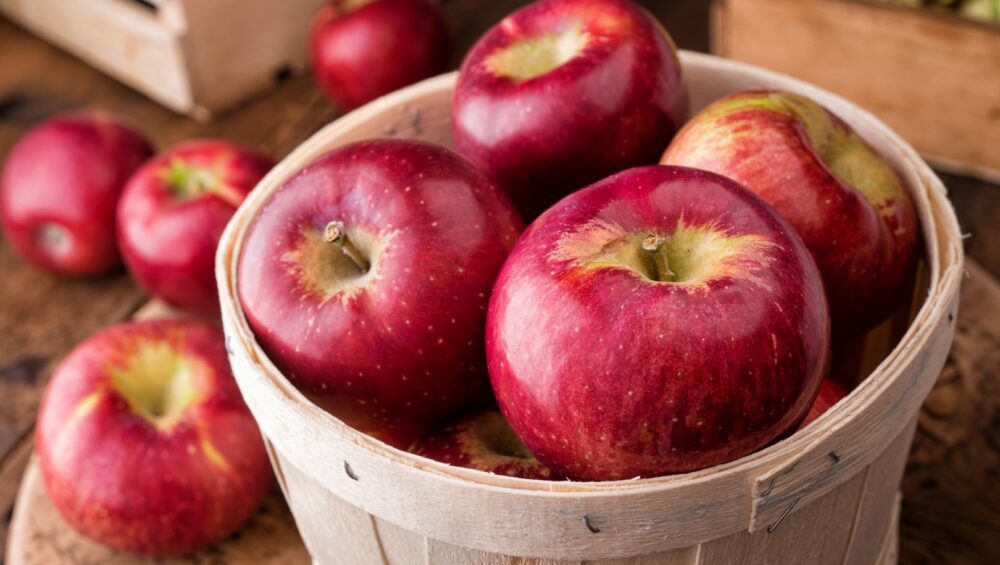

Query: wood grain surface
0,1,996,563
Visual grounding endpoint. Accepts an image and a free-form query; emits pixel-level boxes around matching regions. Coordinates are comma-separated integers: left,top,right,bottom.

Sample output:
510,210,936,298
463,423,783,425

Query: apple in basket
661,90,919,338
411,410,557,480
35,320,273,556
798,378,848,431
1,112,153,276
310,0,451,110
237,139,523,428
452,0,687,219
487,166,830,481
117,140,274,317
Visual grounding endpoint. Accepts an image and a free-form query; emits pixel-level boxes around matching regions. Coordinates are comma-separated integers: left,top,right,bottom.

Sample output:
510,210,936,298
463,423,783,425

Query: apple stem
324,221,370,273
641,234,676,282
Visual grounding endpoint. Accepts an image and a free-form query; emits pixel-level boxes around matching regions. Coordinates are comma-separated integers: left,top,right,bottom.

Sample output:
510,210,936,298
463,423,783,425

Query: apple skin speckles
239,139,523,427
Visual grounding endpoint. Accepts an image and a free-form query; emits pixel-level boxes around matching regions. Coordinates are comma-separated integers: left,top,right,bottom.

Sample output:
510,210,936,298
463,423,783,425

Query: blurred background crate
713,0,1000,181
0,0,328,121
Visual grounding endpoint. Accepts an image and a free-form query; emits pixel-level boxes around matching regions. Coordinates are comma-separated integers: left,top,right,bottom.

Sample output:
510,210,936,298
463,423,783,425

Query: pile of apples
1,118,279,554
240,0,918,484
0,0,920,557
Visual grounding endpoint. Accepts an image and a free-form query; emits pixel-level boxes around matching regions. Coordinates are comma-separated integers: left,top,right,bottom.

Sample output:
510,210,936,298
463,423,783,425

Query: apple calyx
324,220,371,274
486,24,588,81
35,222,71,256
162,158,243,207
107,341,201,429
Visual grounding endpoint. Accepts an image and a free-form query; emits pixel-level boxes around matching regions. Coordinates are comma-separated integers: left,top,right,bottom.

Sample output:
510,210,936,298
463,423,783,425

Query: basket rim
216,51,964,496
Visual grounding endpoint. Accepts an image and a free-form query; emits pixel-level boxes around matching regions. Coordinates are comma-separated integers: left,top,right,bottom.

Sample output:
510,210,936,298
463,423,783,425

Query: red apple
310,0,451,111
237,139,523,427
661,90,919,337
411,410,556,480
797,378,847,431
117,140,273,317
1,113,153,276
487,166,830,481
452,0,687,219
35,320,273,556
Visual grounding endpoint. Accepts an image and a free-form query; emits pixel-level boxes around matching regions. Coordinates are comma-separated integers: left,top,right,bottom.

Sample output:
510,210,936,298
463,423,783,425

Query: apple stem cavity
324,221,370,273
641,233,677,282
486,25,588,81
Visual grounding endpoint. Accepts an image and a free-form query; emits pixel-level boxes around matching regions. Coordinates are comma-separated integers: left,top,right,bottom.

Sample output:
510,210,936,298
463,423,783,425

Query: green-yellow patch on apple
198,429,233,472
107,341,202,429
704,91,907,213
159,157,244,207
551,218,779,291
485,24,589,81
282,225,396,304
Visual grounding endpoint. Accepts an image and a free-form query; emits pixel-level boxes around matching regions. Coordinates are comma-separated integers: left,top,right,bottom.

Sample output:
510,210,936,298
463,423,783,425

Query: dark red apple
35,320,273,555
797,378,847,431
237,139,522,427
661,90,919,337
1,113,153,276
487,166,830,481
411,410,556,480
117,140,273,317
452,0,687,219
310,0,451,111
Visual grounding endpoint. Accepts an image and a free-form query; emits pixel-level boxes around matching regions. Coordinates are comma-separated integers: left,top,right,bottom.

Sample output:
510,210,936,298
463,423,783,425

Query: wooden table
0,2,997,563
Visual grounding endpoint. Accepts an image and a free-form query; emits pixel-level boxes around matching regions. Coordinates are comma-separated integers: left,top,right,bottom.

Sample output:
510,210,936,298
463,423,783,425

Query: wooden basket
712,0,1000,182
215,52,964,564
0,0,328,120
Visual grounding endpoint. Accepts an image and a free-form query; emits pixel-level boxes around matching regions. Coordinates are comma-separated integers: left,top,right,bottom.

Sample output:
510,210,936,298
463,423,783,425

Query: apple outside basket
216,52,963,565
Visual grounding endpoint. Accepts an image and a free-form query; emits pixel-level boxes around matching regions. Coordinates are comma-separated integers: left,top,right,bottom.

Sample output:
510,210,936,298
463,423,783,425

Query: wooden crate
215,52,964,564
712,0,1000,181
0,0,328,120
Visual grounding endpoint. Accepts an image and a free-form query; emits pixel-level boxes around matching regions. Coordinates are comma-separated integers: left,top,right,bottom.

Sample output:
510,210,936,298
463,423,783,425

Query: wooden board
712,0,1000,181
0,2,998,563
6,459,309,565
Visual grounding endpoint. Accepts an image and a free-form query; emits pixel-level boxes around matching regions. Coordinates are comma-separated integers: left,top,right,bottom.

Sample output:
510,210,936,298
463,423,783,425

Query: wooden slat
761,470,868,565
843,417,919,565
425,538,574,565
694,529,766,565
374,518,428,565
588,548,698,565
274,451,387,565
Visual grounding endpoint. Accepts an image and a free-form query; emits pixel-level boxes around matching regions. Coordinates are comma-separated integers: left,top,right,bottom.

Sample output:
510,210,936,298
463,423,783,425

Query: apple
237,139,523,427
117,140,274,317
487,166,830,481
1,113,153,276
661,90,919,337
451,0,687,219
310,0,451,111
411,410,556,480
35,319,273,555
797,378,847,431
